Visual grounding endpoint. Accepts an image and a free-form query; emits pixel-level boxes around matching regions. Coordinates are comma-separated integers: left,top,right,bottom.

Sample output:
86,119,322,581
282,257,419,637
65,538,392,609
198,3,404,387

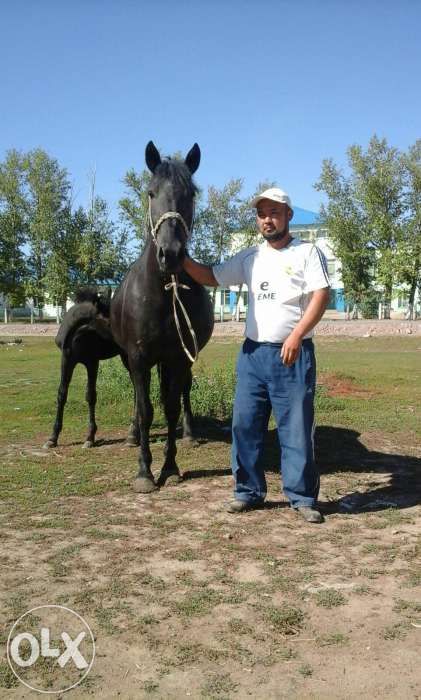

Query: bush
359,290,381,319
97,358,236,421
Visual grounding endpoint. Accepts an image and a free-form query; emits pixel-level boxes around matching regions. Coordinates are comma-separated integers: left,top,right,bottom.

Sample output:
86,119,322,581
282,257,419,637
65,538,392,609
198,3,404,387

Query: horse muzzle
157,245,185,274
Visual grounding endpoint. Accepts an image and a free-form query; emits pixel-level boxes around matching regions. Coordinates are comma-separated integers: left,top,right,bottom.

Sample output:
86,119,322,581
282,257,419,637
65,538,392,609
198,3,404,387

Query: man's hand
280,288,330,366
280,331,302,367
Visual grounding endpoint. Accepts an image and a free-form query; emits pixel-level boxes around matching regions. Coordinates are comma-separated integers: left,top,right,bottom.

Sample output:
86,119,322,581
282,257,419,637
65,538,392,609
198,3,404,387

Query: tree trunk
383,279,393,319
30,307,34,325
407,258,420,320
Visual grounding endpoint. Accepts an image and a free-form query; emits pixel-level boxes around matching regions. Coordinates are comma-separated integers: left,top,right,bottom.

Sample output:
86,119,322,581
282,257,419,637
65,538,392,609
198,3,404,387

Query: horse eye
148,190,155,198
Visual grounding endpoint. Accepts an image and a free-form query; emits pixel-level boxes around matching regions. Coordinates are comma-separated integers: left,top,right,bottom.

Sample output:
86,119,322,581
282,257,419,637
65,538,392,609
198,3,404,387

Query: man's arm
183,256,219,287
281,287,330,366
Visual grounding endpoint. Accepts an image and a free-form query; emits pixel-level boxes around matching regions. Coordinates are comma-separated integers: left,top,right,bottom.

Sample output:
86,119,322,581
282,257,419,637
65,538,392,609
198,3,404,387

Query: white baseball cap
250,187,292,211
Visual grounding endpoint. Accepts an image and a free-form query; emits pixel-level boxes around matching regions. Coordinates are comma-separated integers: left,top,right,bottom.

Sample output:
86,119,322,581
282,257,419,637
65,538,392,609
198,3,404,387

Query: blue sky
1,0,420,218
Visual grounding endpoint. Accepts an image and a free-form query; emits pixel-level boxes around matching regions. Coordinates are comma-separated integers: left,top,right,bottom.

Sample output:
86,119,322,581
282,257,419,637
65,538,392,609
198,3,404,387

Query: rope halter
148,196,194,244
148,196,198,363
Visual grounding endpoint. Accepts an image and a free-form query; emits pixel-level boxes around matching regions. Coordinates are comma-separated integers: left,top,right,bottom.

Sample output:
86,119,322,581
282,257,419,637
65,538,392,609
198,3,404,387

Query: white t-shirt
213,239,330,343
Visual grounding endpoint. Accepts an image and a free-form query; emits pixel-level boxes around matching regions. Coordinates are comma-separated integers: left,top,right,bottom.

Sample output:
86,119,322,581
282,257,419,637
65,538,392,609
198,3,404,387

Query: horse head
145,141,200,274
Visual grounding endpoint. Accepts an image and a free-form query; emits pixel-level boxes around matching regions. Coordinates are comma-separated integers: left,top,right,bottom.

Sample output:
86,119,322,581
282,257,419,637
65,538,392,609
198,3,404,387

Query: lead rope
148,197,198,363
164,276,199,363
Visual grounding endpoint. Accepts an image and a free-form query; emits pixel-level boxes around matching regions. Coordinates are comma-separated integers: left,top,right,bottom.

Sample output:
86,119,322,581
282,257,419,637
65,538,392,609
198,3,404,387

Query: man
183,188,330,523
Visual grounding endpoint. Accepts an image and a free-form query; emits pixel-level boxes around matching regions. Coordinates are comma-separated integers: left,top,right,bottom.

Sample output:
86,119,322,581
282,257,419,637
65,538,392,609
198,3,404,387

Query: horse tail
55,303,98,351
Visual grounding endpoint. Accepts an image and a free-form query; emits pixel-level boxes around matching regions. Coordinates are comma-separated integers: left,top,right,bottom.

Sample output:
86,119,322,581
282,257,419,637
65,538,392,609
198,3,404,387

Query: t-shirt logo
258,281,276,301
284,265,293,276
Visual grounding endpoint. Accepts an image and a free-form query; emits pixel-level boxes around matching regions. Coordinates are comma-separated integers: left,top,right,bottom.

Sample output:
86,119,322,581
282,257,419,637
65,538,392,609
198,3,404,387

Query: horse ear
145,141,161,173
185,143,200,174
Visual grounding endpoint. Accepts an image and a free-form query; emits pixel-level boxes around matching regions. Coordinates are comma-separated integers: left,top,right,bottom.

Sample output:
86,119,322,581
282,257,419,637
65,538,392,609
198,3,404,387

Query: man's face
256,199,292,242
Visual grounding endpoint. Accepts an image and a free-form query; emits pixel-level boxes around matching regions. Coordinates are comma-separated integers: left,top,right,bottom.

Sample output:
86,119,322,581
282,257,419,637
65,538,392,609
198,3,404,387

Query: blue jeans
231,338,319,507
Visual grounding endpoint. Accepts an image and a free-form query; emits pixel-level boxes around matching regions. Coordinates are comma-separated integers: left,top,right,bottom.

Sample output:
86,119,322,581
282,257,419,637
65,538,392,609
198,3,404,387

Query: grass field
0,335,420,698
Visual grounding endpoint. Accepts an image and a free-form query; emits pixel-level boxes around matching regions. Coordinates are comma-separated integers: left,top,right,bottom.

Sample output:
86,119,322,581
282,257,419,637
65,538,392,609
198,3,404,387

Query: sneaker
296,506,323,523
225,500,264,514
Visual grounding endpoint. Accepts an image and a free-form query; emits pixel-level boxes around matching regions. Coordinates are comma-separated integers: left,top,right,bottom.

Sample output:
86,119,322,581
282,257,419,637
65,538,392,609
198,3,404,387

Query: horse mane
154,158,198,197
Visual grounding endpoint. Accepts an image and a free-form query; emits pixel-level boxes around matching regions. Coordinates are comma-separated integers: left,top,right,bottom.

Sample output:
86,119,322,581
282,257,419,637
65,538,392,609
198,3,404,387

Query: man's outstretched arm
183,256,219,287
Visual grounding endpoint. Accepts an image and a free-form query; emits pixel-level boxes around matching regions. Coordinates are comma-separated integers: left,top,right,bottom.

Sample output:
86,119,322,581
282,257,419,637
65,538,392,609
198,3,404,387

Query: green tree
315,159,373,315
119,168,151,249
397,141,421,319
349,136,405,316
316,135,406,318
77,179,130,287
24,149,72,317
189,179,243,308
0,150,28,321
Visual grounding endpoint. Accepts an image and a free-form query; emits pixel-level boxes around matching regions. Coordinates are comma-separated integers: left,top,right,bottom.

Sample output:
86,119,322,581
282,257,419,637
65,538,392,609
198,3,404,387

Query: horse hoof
43,440,56,449
82,440,94,449
165,473,183,486
133,477,158,493
158,471,183,487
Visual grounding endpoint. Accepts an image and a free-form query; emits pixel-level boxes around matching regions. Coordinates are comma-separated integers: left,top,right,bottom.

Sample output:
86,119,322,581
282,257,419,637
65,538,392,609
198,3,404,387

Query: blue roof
291,207,320,226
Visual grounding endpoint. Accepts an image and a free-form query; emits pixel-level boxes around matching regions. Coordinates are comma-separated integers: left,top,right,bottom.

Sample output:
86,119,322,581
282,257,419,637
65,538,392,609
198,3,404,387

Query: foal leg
182,367,195,441
130,362,157,493
158,365,186,486
83,359,99,448
44,352,76,448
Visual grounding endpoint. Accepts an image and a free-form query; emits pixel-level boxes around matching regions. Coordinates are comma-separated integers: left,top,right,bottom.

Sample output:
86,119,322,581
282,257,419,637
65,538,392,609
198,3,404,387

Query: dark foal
110,142,214,492
44,289,136,449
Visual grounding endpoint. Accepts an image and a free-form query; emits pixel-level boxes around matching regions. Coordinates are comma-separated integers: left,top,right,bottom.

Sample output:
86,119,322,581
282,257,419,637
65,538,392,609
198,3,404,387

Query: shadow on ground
186,420,421,515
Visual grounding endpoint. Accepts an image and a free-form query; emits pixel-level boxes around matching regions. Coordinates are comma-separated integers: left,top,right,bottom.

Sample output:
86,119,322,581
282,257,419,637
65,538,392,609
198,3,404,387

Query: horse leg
121,352,139,446
157,365,186,486
82,360,99,448
182,366,195,441
126,388,140,447
43,352,76,448
130,362,157,493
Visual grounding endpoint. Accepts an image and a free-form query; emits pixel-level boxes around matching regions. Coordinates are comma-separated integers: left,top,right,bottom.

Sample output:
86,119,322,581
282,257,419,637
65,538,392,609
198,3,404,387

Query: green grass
262,604,304,635
313,589,347,608
0,335,420,522
1,336,420,445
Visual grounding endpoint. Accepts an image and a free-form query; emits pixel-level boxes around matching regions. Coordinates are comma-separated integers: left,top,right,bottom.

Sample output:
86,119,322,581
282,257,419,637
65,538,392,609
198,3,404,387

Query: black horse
110,142,214,492
44,288,137,449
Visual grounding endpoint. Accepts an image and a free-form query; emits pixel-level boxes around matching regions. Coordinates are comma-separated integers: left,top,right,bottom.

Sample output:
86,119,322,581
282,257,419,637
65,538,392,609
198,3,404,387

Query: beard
262,224,289,242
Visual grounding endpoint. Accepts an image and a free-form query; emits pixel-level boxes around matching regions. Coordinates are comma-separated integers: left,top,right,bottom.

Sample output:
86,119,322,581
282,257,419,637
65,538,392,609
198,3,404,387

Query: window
327,261,335,277
241,290,248,306
222,289,231,306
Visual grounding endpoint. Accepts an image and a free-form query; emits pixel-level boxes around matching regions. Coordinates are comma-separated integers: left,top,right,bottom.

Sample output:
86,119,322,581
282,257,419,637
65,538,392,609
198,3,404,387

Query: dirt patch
318,372,376,398
1,432,421,698
2,319,421,338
